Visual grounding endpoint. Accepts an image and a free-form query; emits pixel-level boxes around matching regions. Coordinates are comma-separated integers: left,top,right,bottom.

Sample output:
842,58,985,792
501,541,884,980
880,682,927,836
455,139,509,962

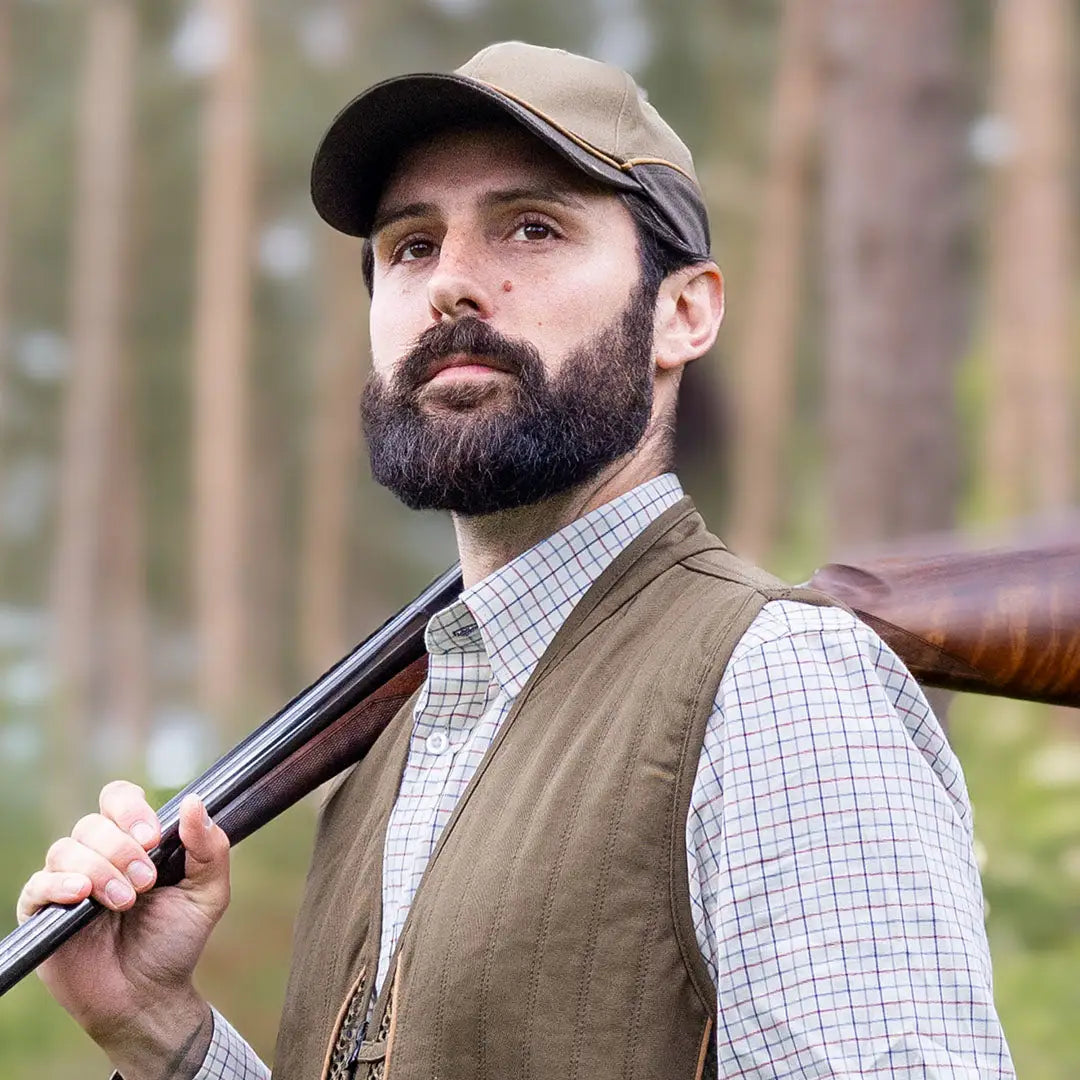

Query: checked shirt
191,474,1013,1079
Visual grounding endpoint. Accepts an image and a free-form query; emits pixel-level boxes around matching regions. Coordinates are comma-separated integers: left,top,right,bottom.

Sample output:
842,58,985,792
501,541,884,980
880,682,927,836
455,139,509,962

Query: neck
451,442,671,588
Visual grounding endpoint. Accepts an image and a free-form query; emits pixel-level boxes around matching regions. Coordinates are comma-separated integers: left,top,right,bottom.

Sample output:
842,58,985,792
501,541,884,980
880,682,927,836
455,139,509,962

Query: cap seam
477,78,697,184
613,73,632,156
622,156,695,175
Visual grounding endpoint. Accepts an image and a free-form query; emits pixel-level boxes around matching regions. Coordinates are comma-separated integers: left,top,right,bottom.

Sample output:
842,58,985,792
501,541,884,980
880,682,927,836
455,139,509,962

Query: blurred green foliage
951,697,1080,1078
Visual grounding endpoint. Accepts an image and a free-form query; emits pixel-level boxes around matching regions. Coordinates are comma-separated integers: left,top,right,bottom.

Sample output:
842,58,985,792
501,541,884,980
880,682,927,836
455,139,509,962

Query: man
19,42,1013,1079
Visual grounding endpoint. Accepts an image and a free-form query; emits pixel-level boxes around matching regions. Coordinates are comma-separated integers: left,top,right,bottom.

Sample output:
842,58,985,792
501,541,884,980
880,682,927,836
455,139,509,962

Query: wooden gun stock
808,520,1080,708
2,522,1077,996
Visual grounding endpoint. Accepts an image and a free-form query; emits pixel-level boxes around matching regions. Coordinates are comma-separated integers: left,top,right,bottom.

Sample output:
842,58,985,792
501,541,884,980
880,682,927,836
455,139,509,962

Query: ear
652,263,725,372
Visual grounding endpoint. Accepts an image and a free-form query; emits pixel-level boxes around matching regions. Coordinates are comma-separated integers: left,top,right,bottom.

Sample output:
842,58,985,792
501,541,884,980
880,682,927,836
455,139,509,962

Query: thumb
176,795,231,919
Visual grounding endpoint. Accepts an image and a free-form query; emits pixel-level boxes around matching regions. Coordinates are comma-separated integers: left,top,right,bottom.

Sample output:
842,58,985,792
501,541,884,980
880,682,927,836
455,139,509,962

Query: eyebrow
371,201,439,238
371,185,591,238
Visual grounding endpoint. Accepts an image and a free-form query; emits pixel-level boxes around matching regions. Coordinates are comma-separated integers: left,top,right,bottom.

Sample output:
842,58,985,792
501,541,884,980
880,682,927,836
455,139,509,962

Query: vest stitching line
476,740,568,1078
620,852,665,1080
568,635,670,1078
429,788,489,1070
519,670,630,1080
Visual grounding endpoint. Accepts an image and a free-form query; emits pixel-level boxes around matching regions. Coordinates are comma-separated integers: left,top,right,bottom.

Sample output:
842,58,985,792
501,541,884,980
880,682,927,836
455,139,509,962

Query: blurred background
0,0,1077,1075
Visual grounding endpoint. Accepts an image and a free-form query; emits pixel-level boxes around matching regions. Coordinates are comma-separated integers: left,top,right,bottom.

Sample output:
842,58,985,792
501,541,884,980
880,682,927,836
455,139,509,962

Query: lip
421,353,515,384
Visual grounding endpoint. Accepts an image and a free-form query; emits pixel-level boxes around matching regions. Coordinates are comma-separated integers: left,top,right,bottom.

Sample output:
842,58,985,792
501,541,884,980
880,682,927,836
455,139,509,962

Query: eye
511,219,558,242
394,237,437,264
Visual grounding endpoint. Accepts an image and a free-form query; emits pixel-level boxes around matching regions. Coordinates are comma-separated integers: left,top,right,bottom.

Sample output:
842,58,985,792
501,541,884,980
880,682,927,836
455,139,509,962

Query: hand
16,782,231,1080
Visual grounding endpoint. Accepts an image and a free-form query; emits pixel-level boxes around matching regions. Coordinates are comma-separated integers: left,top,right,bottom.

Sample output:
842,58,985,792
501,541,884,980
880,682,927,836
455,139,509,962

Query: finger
98,780,161,850
70,813,157,894
176,796,231,918
44,837,139,912
17,870,92,923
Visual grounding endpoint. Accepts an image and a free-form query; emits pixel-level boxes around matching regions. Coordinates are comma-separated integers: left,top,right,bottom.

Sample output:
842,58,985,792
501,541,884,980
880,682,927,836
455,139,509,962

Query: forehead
375,123,616,217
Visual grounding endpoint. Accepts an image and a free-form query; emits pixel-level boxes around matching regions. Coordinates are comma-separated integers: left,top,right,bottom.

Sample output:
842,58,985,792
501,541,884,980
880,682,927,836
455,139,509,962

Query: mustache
395,318,545,392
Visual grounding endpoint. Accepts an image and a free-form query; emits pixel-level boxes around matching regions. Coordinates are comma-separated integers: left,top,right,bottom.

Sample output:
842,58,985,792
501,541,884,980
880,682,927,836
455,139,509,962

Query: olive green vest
273,500,837,1080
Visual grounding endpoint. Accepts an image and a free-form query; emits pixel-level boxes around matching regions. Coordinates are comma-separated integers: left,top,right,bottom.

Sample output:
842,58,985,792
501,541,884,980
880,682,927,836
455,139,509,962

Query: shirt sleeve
191,1009,270,1080
686,600,1016,1078
107,1009,269,1080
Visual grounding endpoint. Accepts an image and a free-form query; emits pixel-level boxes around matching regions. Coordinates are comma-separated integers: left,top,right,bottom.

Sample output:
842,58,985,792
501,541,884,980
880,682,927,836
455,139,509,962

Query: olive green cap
310,41,711,258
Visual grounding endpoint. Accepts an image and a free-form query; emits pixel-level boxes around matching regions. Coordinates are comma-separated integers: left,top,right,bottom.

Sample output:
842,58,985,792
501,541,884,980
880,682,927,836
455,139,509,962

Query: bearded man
19,42,1013,1080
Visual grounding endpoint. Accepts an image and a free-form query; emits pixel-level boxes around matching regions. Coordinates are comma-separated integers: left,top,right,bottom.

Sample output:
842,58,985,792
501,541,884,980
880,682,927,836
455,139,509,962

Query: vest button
425,731,449,755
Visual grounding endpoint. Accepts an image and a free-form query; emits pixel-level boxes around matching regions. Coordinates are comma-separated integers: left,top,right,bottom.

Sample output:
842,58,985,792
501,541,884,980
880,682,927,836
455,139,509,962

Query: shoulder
724,597,922,709
706,597,970,827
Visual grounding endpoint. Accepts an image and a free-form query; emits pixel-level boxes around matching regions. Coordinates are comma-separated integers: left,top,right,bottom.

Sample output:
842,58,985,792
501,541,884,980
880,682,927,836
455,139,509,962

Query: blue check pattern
191,474,1014,1079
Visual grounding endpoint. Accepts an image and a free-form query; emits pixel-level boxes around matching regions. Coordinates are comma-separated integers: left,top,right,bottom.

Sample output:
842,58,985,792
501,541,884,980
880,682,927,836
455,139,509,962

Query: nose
427,229,495,321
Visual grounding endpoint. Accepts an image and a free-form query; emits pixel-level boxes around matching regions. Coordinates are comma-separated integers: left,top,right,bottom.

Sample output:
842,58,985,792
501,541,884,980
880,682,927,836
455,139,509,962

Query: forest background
0,0,1077,1076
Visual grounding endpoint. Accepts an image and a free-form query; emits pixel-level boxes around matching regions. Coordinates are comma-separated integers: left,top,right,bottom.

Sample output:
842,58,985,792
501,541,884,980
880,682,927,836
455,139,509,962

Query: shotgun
2,522,1078,996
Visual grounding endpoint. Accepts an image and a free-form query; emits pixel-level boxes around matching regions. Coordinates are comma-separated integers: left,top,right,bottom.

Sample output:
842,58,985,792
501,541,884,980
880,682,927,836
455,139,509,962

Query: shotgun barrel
0,566,460,997
2,521,1078,997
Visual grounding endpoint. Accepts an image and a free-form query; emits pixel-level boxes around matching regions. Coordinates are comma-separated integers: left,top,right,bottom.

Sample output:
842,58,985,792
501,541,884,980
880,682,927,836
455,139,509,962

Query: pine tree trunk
822,0,967,548
49,0,136,824
298,231,366,677
984,0,1076,517
192,0,254,727
100,358,149,776
0,0,11,492
729,0,826,562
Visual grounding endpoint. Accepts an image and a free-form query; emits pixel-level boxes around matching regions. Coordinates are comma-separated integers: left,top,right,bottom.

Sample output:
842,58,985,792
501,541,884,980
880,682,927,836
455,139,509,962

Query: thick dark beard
360,279,657,516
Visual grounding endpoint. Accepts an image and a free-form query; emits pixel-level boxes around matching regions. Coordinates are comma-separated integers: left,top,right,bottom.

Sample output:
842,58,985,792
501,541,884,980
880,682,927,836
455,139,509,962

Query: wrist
97,988,213,1080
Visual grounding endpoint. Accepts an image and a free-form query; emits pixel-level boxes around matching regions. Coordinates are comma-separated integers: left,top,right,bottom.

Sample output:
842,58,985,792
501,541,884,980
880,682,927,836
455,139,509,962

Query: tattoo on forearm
155,1009,212,1080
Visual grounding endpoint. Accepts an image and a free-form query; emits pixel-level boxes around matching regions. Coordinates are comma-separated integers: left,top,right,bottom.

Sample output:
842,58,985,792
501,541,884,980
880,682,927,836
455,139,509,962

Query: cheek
523,258,638,360
368,291,420,378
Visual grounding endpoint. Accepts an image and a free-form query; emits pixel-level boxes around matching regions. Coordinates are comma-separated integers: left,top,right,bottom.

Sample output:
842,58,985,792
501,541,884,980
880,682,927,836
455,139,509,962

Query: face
360,126,660,515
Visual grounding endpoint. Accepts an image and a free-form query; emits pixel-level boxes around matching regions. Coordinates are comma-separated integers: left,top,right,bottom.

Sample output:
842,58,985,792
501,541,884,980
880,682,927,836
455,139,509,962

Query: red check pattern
188,475,1013,1079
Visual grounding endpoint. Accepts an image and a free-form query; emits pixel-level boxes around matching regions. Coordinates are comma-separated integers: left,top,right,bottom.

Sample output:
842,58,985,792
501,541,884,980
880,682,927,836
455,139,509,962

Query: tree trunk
49,0,137,823
192,0,254,727
728,0,826,563
0,0,11,494
297,231,366,678
822,0,967,548
100,357,149,777
984,0,1075,517
247,383,287,709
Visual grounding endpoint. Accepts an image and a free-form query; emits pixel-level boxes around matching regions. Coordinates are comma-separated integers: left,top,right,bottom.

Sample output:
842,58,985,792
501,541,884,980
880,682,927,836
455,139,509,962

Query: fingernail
62,875,85,897
127,861,154,889
105,879,135,907
202,803,212,829
130,821,154,847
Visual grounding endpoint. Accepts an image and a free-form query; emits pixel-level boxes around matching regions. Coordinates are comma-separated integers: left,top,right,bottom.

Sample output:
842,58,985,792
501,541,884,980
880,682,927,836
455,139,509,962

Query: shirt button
425,731,449,755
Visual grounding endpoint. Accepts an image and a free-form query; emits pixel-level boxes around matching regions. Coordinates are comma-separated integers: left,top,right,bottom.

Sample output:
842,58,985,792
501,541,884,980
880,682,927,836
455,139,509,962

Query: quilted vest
273,499,838,1079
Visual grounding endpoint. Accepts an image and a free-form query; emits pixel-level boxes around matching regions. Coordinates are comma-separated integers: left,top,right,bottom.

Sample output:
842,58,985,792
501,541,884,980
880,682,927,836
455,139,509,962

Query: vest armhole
667,586,770,1018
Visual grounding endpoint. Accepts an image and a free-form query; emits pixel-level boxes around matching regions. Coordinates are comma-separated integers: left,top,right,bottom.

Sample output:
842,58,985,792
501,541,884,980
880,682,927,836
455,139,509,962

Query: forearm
103,990,213,1080
110,1006,271,1080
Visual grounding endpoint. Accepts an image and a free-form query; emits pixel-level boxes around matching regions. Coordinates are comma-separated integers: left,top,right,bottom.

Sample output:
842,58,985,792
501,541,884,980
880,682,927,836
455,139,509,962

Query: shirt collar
425,474,684,698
